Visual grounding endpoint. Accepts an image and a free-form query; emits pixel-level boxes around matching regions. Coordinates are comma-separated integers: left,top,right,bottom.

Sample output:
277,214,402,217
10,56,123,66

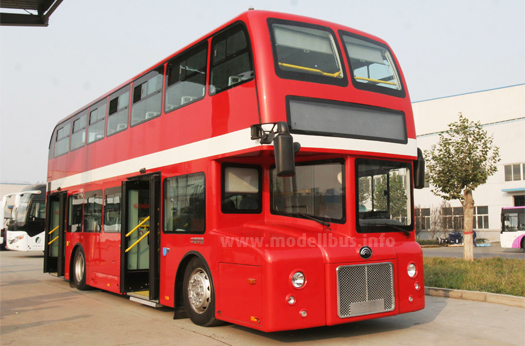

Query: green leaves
424,113,500,203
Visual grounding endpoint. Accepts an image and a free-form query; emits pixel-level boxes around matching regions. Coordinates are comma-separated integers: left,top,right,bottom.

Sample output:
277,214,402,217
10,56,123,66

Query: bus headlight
407,263,417,278
291,271,306,288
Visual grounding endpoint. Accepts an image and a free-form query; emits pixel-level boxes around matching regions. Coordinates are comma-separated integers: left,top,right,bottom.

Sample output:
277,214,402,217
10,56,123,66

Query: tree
424,113,500,261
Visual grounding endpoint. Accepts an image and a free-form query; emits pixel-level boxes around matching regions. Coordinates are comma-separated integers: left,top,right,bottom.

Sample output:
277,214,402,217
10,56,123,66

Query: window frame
54,121,71,158
165,42,208,113
87,98,107,145
68,193,84,233
268,18,348,87
107,85,130,137
339,30,406,98
70,110,88,151
104,186,122,233
221,164,262,214
131,66,164,127
270,159,346,224
83,190,103,233
163,172,206,234
209,22,255,96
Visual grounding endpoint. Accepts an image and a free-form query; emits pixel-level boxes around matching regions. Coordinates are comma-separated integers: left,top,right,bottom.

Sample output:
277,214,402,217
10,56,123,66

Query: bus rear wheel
182,257,221,327
72,248,89,290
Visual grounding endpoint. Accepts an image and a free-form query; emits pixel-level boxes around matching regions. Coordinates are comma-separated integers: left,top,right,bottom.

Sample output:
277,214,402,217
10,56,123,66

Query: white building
413,84,525,242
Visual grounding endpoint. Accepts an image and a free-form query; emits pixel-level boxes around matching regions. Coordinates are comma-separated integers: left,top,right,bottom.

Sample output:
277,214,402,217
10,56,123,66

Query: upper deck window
165,43,207,112
54,122,71,157
131,67,163,126
269,19,346,87
107,86,130,136
341,32,405,97
71,110,88,151
210,24,254,95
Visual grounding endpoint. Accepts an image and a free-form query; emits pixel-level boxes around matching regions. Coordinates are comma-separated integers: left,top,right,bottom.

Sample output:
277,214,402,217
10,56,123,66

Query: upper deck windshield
269,19,347,87
341,32,403,96
271,161,345,224
269,18,405,97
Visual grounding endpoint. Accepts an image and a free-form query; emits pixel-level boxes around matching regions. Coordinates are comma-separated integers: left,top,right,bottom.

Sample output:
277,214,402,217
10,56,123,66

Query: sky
0,0,524,184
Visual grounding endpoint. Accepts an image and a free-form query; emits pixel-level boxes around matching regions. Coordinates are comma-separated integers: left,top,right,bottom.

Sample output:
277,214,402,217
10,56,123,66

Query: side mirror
414,148,425,189
274,122,300,177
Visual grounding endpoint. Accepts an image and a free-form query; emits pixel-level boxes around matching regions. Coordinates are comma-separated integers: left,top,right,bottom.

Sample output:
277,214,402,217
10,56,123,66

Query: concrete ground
1,251,524,346
423,242,525,259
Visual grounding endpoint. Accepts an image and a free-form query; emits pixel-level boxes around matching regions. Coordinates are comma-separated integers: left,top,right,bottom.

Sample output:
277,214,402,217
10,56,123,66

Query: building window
474,206,489,229
415,208,430,230
504,163,524,181
442,207,463,231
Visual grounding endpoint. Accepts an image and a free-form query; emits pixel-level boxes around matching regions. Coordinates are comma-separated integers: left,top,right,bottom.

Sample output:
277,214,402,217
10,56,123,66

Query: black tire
521,238,525,252
182,257,221,327
72,248,89,290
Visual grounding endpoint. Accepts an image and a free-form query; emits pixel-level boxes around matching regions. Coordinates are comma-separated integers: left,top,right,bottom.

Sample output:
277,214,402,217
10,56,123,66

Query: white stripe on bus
50,128,417,190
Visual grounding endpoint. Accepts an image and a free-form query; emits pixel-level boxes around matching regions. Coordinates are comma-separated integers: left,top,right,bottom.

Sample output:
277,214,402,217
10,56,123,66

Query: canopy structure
0,0,63,27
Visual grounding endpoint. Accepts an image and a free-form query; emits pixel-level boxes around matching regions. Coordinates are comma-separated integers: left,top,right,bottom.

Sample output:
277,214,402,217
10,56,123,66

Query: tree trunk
463,189,475,261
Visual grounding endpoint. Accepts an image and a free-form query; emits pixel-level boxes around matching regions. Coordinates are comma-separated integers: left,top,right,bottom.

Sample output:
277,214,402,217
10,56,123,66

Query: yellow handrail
125,216,150,237
354,76,396,85
278,62,342,78
48,235,59,245
48,225,59,235
125,231,150,253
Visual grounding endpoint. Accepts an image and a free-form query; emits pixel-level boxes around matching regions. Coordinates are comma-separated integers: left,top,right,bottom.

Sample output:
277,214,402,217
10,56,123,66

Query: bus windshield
342,33,402,91
502,208,525,232
269,20,345,85
16,193,32,226
271,161,345,224
357,159,412,233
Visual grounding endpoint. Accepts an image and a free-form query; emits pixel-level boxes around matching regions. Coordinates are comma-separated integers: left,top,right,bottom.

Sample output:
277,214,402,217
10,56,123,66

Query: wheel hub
188,268,211,314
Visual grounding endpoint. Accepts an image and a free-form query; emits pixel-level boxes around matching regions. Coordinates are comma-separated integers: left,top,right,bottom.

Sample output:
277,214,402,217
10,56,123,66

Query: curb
425,287,525,308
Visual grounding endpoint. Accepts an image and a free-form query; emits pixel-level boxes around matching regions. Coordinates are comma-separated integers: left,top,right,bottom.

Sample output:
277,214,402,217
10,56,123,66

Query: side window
165,43,207,112
107,86,130,136
68,193,83,233
210,25,254,95
164,172,205,233
54,122,71,157
104,187,121,233
71,110,88,151
131,67,163,126
88,99,107,144
222,165,262,214
84,190,103,233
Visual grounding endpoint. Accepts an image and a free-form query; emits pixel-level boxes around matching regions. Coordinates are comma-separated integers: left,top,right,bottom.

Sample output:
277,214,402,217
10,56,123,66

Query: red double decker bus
45,10,425,332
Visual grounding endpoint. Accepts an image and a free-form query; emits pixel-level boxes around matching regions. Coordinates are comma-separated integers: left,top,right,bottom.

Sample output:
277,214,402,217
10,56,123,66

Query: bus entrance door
44,191,66,276
121,173,160,306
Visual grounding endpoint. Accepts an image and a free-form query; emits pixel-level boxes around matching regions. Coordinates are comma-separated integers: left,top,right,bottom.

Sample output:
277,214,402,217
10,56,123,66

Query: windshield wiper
389,225,411,238
297,213,331,228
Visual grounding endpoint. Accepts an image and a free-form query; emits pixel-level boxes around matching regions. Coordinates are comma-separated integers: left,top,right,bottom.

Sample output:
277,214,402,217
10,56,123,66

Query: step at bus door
44,191,66,276
121,173,160,302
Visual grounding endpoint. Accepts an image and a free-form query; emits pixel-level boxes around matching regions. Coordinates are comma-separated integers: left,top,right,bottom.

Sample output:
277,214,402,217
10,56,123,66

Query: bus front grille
336,262,395,318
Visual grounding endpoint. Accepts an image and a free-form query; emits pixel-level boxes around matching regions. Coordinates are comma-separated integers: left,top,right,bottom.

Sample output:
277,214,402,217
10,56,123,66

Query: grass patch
417,239,440,246
424,257,525,297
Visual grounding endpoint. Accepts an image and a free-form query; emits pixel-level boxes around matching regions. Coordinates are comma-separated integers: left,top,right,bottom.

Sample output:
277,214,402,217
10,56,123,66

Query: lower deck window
164,173,205,233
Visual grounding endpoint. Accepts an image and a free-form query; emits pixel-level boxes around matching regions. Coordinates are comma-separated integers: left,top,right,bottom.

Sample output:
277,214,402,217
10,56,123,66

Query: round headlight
407,263,417,278
291,271,305,288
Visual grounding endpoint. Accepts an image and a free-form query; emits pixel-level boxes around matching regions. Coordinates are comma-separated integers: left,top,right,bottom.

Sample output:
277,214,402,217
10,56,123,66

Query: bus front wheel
72,248,89,290
182,257,221,327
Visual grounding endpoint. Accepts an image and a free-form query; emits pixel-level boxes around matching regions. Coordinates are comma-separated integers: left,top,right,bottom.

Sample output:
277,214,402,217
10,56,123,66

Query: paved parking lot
1,251,524,345
423,242,525,259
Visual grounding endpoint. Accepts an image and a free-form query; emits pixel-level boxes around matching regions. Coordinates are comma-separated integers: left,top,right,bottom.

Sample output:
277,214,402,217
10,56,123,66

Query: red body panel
46,10,424,332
